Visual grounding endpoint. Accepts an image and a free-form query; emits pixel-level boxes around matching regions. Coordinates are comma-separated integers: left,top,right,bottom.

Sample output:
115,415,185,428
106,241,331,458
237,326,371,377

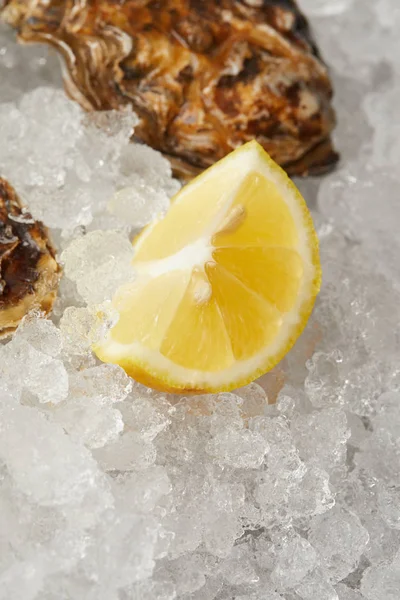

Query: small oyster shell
0,177,61,336
1,0,339,178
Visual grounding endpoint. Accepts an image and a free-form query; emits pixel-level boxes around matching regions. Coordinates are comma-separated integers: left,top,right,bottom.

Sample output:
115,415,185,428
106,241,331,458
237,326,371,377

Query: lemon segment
160,269,234,371
212,171,298,249
94,140,321,393
212,246,303,313
205,263,283,361
134,172,241,262
109,271,190,349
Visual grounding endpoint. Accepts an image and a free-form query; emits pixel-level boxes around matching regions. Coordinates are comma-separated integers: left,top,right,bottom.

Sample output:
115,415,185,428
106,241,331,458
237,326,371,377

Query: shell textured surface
0,177,60,336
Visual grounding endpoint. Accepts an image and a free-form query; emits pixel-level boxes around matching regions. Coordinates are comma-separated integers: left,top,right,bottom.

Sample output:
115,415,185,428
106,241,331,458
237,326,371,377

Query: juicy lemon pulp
94,141,321,393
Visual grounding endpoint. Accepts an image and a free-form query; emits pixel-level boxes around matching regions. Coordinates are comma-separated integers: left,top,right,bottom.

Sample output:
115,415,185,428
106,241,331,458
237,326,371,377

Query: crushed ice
1,1,400,598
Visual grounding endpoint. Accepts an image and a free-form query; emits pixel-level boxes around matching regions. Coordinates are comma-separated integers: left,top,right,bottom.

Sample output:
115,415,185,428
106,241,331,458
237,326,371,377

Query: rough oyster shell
0,178,61,336
1,0,338,177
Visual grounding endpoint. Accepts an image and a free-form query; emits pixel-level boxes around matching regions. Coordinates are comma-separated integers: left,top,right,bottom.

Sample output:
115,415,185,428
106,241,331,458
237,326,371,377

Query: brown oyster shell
1,0,339,178
0,178,61,337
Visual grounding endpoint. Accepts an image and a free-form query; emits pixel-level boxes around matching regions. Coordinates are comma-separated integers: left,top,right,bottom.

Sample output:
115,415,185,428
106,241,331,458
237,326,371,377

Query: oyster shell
1,0,338,177
0,178,60,336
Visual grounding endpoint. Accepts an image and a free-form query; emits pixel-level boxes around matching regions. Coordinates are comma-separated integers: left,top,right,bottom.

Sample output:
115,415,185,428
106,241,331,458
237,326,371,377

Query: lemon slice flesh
94,141,321,393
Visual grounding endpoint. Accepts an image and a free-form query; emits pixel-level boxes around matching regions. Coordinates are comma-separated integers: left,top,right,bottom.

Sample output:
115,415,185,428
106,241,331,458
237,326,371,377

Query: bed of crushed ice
1,1,400,598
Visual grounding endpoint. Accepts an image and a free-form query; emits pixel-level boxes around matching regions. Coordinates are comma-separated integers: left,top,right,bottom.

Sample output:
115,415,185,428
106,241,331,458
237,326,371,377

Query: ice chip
93,431,157,472
296,569,339,600
108,178,170,228
309,508,369,582
54,398,124,449
14,316,62,357
336,585,368,600
271,535,317,589
61,230,135,305
361,550,400,600
291,408,350,472
0,403,110,507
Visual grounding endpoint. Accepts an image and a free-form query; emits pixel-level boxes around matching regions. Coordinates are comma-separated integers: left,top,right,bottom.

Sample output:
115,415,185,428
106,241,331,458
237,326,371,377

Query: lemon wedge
94,141,321,393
